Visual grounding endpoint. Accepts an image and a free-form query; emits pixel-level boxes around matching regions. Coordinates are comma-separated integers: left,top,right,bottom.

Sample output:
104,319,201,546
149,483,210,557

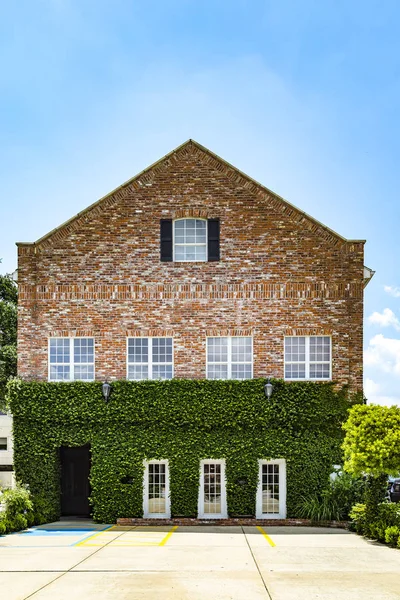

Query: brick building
15,140,373,521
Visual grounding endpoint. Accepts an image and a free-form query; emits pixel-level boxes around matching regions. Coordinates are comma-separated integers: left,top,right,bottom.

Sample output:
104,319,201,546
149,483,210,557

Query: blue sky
1,1,399,404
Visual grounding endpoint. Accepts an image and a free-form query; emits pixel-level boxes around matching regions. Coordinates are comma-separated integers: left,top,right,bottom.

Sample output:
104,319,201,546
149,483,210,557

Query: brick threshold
117,517,348,528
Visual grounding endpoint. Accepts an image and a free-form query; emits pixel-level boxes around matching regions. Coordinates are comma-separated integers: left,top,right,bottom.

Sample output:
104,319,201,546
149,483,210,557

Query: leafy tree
0,268,17,412
343,404,400,476
343,404,400,524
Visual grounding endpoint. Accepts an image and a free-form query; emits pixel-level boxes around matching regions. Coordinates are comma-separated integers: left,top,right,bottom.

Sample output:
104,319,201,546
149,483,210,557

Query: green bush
349,503,366,534
0,485,33,534
350,501,400,543
385,526,400,547
3,485,33,519
8,513,27,532
296,472,366,522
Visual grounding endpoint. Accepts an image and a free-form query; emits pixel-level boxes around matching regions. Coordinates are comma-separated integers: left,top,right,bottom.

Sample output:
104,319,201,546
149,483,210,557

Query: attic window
160,218,220,262
174,219,207,261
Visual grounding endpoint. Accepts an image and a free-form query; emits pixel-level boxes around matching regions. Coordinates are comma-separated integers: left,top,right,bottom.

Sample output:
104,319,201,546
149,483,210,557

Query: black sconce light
102,380,112,403
264,377,274,399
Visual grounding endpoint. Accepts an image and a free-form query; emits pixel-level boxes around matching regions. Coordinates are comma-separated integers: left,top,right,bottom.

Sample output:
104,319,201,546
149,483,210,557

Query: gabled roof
17,139,366,248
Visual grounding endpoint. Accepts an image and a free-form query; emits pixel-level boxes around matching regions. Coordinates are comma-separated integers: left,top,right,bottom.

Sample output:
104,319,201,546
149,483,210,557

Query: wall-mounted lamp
102,380,112,403
264,377,274,399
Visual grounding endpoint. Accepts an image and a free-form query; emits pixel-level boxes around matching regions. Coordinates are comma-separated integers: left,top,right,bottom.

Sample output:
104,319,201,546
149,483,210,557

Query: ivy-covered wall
7,378,360,523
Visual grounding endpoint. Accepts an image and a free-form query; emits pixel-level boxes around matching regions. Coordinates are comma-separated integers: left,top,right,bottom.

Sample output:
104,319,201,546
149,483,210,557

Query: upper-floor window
284,336,331,380
48,338,95,381
207,337,253,379
174,218,207,261
0,438,7,451
160,218,220,262
127,337,173,380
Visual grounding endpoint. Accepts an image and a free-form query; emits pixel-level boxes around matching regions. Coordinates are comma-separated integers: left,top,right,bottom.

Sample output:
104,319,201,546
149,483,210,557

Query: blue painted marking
20,529,97,536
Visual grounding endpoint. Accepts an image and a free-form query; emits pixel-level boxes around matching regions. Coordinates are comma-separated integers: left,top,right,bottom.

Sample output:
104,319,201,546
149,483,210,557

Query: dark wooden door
60,445,91,517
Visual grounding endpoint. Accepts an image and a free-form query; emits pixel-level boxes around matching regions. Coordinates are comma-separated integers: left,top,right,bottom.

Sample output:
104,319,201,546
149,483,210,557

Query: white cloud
366,395,400,407
384,285,400,298
368,308,400,331
364,377,380,396
364,334,400,375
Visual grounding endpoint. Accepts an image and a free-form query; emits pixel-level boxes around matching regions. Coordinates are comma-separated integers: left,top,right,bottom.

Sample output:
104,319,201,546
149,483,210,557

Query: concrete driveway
1,521,400,600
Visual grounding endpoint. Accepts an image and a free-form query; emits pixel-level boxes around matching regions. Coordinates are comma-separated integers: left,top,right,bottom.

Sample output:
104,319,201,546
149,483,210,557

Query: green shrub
0,519,6,536
385,526,400,547
3,485,33,519
349,503,367,534
8,513,27,532
350,501,400,542
296,472,366,522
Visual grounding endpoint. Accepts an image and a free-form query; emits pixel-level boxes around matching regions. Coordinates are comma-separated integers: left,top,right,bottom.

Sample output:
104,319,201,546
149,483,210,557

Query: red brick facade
17,140,366,392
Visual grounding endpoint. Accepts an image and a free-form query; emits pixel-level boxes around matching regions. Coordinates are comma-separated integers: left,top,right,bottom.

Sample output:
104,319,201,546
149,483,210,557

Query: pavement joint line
241,525,273,600
256,525,276,547
21,526,136,600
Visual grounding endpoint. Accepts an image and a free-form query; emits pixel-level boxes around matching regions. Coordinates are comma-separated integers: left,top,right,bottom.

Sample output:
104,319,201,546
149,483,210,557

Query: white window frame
126,337,174,380
206,336,253,379
143,459,171,518
284,336,331,381
198,459,228,519
173,218,208,262
256,459,287,519
48,337,95,382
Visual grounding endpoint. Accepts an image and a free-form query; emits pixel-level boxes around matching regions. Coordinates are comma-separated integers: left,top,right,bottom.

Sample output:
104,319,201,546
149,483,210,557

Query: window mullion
70,338,74,381
227,337,232,379
306,337,310,380
149,338,153,379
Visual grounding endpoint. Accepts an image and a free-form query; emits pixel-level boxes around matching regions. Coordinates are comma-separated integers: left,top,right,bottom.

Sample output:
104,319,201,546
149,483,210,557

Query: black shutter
207,219,220,261
160,220,173,262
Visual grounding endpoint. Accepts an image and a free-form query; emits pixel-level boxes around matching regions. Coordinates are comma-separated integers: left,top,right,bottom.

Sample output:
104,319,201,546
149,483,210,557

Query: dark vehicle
389,479,400,503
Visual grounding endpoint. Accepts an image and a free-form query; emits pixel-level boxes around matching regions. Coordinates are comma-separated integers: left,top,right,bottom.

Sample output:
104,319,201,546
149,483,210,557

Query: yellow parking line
75,525,115,547
159,525,178,546
256,526,276,547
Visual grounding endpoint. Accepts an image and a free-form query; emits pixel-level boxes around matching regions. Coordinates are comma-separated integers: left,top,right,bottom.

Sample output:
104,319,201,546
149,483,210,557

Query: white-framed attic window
173,218,207,262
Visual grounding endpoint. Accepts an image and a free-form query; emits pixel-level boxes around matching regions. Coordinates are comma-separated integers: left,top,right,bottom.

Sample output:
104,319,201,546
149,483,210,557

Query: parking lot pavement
1,522,400,600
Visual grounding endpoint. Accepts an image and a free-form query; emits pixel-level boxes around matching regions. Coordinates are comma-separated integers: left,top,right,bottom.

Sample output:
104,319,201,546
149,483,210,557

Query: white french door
198,459,227,519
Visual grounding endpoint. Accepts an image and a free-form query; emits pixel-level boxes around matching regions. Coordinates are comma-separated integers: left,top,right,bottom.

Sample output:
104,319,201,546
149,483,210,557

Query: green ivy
7,378,361,523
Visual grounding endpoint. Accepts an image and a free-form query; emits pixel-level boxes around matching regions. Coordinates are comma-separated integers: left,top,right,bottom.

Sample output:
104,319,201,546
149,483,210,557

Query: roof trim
16,139,366,247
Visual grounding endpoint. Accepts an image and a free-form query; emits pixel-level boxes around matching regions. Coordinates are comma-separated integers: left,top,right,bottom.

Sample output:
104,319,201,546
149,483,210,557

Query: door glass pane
203,463,222,514
262,464,280,514
148,463,166,514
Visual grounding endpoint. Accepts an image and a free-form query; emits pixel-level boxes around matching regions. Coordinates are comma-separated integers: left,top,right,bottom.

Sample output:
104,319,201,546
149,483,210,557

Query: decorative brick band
18,281,363,302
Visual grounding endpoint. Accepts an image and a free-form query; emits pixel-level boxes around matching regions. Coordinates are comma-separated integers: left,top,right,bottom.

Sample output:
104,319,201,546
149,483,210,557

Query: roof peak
17,139,365,248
